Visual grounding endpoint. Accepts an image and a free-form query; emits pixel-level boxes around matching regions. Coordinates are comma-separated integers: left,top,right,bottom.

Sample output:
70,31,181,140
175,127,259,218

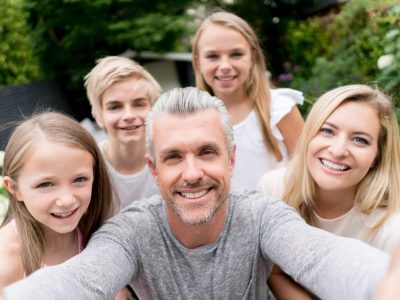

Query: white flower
377,54,395,69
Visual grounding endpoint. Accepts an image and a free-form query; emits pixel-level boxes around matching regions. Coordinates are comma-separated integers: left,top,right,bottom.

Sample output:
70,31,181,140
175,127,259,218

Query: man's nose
182,157,204,184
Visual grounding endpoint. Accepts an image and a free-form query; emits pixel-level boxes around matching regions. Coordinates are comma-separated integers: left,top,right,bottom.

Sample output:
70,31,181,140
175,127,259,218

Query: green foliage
0,0,41,87
377,5,400,116
24,0,197,115
281,0,400,121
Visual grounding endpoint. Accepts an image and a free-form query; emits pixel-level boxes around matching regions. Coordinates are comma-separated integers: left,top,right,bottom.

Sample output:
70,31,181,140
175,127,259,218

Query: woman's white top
231,88,303,192
99,141,160,213
258,168,400,253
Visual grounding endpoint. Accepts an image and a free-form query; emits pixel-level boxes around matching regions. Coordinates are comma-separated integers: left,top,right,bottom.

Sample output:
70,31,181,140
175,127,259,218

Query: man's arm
260,199,389,300
3,214,139,299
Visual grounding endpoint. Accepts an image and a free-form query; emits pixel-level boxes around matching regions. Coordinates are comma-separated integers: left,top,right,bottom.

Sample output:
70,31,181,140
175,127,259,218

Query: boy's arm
268,265,311,300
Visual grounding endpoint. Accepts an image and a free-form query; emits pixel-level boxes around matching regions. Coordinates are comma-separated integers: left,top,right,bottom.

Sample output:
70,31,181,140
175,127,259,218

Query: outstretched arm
375,243,400,300
3,214,139,300
260,199,389,300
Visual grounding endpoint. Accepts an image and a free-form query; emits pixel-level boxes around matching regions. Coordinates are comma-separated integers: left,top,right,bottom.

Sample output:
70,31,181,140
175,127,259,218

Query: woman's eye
353,137,369,145
319,127,334,135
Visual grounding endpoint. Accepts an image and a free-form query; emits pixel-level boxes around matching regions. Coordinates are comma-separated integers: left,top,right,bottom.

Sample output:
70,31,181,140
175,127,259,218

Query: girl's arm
0,223,24,286
268,265,312,300
276,106,304,156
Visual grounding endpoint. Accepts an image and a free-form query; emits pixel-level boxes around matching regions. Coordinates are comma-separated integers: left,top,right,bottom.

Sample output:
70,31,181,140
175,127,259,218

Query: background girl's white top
258,167,400,253
99,141,160,212
231,88,303,191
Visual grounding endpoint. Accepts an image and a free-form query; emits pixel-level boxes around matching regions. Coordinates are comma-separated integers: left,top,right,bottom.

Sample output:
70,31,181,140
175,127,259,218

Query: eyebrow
323,122,375,140
158,142,223,159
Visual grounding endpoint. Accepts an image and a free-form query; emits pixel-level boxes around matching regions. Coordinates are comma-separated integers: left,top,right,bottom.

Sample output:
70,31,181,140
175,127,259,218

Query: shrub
282,0,400,120
0,0,41,87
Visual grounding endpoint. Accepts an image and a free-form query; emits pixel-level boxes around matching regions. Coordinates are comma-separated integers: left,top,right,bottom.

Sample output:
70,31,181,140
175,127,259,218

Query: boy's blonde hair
283,84,400,235
84,56,161,118
192,11,283,160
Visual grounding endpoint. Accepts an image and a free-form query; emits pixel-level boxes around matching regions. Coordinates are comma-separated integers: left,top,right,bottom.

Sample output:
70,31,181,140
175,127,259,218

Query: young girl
192,11,305,191
0,112,114,286
258,84,400,299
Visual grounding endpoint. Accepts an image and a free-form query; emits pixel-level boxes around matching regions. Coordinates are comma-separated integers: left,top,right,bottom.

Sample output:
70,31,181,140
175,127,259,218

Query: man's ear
229,145,236,177
3,176,22,201
145,154,159,186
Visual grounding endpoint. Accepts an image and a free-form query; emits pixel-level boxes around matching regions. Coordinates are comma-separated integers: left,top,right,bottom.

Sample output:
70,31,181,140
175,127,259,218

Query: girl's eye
353,136,369,145
74,177,88,183
232,52,243,58
206,54,218,60
37,182,52,189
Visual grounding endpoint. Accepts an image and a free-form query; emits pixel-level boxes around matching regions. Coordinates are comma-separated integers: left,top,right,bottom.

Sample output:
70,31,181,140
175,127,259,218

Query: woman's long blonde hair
192,11,283,160
284,84,400,233
2,111,113,275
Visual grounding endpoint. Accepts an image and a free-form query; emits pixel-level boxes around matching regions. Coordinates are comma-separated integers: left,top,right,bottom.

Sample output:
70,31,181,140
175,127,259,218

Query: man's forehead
152,109,227,151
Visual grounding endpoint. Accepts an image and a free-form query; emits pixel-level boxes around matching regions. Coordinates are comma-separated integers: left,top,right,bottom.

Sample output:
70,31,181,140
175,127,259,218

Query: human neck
167,201,228,249
215,91,253,125
104,139,147,175
314,188,356,219
43,229,78,265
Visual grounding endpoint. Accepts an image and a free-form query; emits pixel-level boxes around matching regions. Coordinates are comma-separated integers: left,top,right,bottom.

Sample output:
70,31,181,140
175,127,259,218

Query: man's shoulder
229,190,278,211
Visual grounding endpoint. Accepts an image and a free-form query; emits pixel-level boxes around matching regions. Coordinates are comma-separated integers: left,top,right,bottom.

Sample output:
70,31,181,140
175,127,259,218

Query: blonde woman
192,11,304,191
258,84,400,299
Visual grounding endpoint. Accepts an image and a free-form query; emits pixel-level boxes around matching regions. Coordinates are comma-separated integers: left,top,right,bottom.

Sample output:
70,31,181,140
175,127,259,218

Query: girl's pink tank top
11,219,84,277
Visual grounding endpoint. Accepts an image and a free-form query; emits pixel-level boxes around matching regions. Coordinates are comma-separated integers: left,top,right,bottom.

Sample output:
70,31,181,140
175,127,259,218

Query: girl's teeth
181,190,208,199
53,211,74,218
321,159,349,171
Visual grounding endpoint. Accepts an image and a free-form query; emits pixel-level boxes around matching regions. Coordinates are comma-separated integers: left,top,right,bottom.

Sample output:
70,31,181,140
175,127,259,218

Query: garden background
1,0,400,222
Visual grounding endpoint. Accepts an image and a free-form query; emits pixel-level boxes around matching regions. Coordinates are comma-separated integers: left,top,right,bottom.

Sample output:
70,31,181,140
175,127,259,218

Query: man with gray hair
3,87,389,299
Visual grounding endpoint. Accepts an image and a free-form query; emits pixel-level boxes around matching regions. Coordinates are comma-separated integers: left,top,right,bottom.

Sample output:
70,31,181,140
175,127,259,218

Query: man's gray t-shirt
4,191,389,299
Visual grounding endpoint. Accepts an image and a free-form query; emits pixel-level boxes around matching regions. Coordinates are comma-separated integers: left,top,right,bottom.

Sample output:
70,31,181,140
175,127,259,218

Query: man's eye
201,149,215,156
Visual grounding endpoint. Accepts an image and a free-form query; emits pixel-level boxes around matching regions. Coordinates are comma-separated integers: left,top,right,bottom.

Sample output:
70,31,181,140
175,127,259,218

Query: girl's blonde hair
192,11,283,160
1,111,113,275
84,56,161,119
284,84,400,233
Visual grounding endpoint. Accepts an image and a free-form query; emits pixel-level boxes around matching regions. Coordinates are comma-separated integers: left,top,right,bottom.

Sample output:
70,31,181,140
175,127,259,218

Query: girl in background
0,112,113,287
192,11,304,191
259,84,400,299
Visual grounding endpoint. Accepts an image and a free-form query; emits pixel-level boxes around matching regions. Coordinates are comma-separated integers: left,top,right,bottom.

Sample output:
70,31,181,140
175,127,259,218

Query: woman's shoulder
0,222,24,285
257,167,286,199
